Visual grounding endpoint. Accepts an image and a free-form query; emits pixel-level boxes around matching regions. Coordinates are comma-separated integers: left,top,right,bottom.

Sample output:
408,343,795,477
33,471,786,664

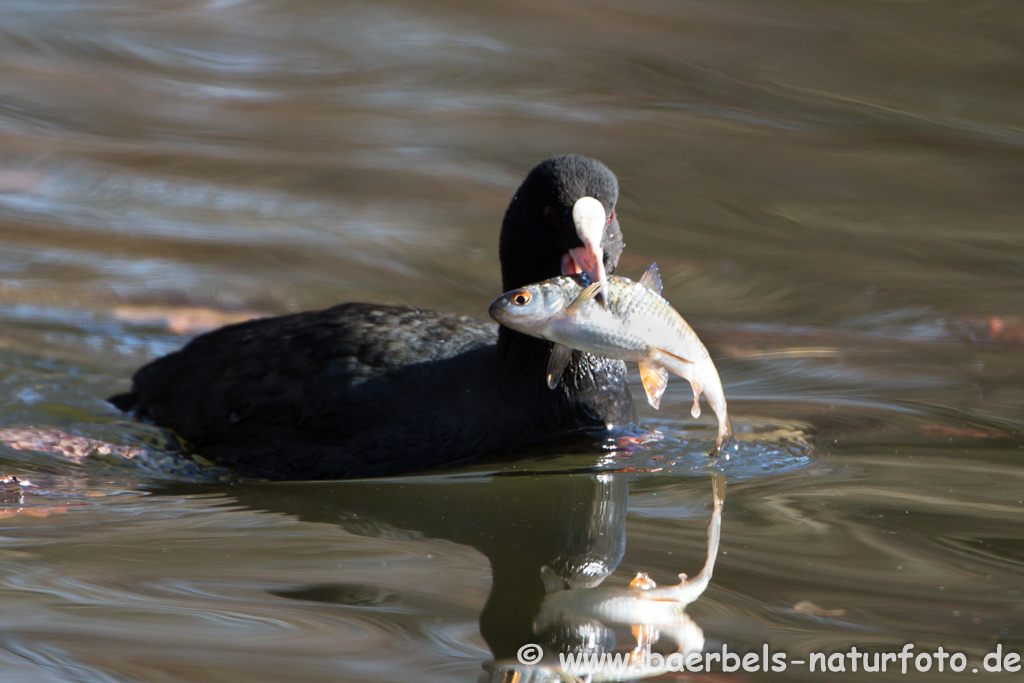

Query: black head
499,155,624,291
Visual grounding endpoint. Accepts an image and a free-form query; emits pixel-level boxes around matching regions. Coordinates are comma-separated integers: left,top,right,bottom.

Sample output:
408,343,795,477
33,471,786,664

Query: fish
489,263,734,452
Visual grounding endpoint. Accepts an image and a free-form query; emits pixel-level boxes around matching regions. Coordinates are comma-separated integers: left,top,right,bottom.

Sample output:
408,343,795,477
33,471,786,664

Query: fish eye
512,291,531,306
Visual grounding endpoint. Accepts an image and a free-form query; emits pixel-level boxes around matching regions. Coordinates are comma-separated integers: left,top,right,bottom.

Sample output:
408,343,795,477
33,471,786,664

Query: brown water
1,1,1023,681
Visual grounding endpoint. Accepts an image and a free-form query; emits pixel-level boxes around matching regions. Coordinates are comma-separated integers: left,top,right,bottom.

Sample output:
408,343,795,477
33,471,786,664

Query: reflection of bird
159,464,630,663
535,474,723,634
110,156,637,479
483,474,725,683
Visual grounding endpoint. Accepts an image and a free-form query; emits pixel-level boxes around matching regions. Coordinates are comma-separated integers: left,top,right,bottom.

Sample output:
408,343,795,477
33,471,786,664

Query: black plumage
110,155,636,479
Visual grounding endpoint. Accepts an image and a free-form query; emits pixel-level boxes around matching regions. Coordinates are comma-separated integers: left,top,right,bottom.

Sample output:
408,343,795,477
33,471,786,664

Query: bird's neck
495,326,636,430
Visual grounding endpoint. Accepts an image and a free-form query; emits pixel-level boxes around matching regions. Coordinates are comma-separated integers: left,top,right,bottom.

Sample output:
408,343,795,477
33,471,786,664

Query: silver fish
489,264,734,451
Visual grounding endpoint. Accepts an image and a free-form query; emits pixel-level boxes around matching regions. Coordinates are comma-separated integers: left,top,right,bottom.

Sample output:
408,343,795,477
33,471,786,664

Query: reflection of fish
489,264,733,451
481,474,726,683
535,473,724,627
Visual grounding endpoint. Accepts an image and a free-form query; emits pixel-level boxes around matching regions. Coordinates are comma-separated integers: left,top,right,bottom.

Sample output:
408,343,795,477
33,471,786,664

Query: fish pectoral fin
546,343,574,389
638,262,663,295
715,418,735,452
564,280,603,314
539,565,567,593
638,361,670,409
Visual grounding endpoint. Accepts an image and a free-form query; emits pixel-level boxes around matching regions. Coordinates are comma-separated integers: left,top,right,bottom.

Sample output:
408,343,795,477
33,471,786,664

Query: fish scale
490,264,734,453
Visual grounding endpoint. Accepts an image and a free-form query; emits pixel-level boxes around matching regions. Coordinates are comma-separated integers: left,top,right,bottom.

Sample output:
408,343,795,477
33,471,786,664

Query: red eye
544,206,558,223
606,209,615,226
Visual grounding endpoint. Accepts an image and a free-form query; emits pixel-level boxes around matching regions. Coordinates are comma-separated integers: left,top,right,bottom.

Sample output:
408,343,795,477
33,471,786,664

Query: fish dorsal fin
638,262,663,295
638,361,670,410
564,281,603,315
540,565,567,593
546,343,573,389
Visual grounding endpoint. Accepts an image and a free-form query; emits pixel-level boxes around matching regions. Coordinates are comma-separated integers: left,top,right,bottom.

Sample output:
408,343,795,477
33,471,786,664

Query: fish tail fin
713,417,735,454
711,472,726,509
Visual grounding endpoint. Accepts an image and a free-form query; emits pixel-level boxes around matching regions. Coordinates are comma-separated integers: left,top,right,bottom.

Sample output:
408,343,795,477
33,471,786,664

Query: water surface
1,1,1022,681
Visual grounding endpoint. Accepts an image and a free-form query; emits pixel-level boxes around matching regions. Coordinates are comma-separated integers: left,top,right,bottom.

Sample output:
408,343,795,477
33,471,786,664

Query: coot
110,155,637,479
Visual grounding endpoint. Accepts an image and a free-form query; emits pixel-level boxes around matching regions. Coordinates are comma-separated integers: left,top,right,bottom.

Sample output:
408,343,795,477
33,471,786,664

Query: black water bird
110,155,637,479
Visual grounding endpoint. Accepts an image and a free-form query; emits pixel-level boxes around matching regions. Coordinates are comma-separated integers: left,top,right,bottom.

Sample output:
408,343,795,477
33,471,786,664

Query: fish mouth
561,196,609,299
487,297,507,325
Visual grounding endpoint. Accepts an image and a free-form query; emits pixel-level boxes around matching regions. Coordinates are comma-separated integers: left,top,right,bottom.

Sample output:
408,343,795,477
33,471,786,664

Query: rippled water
1,1,1023,681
